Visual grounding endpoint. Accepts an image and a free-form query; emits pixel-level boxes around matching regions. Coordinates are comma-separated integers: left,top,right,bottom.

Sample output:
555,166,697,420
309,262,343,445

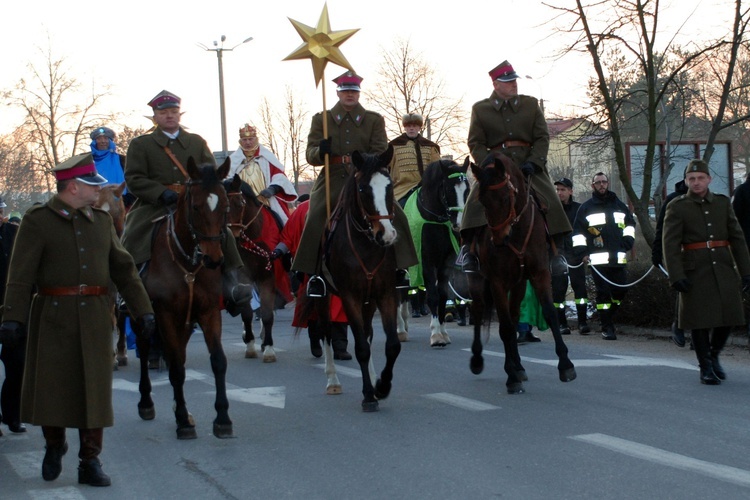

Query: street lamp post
198,35,253,154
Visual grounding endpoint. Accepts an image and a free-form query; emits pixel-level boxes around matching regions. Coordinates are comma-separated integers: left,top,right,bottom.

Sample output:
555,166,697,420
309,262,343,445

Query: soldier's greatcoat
463,93,570,235
123,126,242,269
663,190,750,330
293,102,417,274
2,197,153,428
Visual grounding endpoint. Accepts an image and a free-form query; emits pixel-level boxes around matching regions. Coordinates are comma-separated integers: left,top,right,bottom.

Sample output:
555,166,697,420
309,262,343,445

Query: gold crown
239,124,257,138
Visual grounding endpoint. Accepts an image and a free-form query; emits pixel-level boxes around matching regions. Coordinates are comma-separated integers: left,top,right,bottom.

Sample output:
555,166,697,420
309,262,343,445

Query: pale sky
0,0,735,158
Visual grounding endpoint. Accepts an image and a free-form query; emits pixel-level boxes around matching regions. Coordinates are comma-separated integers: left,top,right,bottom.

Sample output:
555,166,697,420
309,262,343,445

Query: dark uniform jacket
560,197,582,261
572,190,636,267
731,178,750,249
663,190,750,330
2,197,153,428
651,180,687,266
387,133,441,203
294,102,417,273
463,93,570,235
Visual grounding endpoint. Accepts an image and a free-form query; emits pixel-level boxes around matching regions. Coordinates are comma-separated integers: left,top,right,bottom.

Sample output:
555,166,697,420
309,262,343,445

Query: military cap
554,177,573,189
0,195,6,208
684,159,709,176
53,153,108,185
239,124,257,138
333,71,362,92
489,60,519,82
90,126,116,141
402,113,424,126
148,90,181,110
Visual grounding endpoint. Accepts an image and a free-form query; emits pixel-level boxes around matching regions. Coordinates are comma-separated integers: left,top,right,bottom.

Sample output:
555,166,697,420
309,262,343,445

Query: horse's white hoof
398,332,409,342
262,347,276,363
430,333,446,347
326,385,343,395
245,341,258,359
441,332,452,345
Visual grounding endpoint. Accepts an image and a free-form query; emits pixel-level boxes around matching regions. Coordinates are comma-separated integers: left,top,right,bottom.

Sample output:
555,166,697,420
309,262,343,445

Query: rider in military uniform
663,159,750,385
292,71,418,297
460,60,571,273
122,90,251,313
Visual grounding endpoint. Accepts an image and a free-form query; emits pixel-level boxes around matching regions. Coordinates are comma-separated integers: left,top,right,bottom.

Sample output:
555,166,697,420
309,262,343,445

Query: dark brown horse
135,157,233,439
312,147,401,412
466,153,576,394
224,175,278,362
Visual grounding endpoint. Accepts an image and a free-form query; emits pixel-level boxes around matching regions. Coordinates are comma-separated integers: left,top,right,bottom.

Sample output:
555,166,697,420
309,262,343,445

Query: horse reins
485,172,536,266
226,191,272,271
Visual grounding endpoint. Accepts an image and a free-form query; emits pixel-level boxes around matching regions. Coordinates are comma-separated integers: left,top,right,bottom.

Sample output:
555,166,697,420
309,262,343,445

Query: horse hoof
326,385,343,395
245,350,258,359
430,334,446,347
560,368,577,382
470,357,484,375
176,427,197,440
362,400,379,412
517,370,528,382
375,379,392,400
138,406,155,421
507,384,525,395
441,333,452,344
262,349,277,363
398,332,409,342
117,356,128,367
213,423,234,439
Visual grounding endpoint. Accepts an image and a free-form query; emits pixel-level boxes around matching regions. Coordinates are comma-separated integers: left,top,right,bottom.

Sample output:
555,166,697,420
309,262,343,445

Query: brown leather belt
491,140,531,150
329,155,352,165
164,183,185,194
682,240,730,251
38,286,109,296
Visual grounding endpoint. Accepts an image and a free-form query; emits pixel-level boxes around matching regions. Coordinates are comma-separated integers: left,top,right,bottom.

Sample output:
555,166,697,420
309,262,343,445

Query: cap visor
76,173,109,186
337,85,361,92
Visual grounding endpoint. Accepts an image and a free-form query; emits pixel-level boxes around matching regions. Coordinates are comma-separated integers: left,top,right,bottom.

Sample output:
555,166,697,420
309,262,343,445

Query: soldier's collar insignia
58,209,70,217
354,114,362,124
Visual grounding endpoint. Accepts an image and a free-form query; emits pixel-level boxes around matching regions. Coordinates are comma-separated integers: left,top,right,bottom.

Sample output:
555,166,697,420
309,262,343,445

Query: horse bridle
226,190,272,271
484,171,536,262
417,172,467,223
349,170,395,242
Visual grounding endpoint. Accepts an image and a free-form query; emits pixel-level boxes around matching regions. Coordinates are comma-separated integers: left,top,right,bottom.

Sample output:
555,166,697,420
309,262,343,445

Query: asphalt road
2,304,750,499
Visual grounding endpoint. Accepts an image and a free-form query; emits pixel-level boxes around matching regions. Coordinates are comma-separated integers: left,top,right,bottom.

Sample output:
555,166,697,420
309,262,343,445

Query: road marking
465,349,696,370
226,386,286,409
572,433,750,487
112,368,210,392
28,487,87,499
314,364,363,378
5,451,43,479
424,392,500,411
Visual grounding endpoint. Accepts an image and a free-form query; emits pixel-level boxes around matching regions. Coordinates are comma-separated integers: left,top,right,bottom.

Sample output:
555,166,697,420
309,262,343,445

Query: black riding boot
42,426,68,481
710,326,732,380
331,322,351,360
599,309,616,340
456,244,479,273
557,308,571,335
222,268,253,317
692,329,720,385
576,303,590,334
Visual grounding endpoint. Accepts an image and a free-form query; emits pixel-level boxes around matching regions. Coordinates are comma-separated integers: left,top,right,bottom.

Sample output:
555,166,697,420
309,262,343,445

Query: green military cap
684,159,709,176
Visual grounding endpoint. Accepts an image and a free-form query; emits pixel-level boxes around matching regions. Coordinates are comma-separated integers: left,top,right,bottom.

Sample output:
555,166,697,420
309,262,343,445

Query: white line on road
424,392,500,411
465,349,696,370
572,433,750,488
226,386,286,409
314,364,363,378
28,486,87,499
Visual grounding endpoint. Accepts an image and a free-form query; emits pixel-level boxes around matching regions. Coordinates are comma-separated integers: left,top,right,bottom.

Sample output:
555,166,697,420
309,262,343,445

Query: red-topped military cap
148,90,181,110
333,71,362,91
489,60,519,82
52,153,108,186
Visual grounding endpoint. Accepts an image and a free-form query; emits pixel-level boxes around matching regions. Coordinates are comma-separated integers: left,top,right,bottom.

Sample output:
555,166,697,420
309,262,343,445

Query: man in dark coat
123,90,251,314
551,178,590,334
0,153,155,486
460,60,571,274
731,172,750,249
292,71,418,297
572,172,636,340
663,159,750,385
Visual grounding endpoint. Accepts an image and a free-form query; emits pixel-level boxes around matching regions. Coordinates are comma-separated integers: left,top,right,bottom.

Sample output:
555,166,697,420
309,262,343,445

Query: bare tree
548,0,748,246
368,38,469,159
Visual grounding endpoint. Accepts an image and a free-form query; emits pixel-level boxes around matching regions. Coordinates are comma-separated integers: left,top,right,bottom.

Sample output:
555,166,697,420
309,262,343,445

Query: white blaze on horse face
370,171,397,244
207,193,219,212
454,180,469,227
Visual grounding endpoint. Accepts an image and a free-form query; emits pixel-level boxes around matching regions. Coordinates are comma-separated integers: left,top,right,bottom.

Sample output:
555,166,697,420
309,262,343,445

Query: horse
135,157,233,439
93,182,130,368
224,175,278,362
466,153,576,394
311,146,401,412
402,159,470,347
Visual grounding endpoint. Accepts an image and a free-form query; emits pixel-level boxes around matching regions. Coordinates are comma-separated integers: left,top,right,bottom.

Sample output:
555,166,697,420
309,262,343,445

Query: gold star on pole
283,3,359,86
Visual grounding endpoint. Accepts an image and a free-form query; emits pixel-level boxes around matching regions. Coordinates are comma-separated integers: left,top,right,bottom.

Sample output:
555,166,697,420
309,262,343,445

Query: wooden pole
322,78,331,225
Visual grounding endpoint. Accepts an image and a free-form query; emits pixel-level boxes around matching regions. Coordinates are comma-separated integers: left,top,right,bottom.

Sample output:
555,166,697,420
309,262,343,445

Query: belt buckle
501,142,508,150
79,284,87,295
706,241,712,249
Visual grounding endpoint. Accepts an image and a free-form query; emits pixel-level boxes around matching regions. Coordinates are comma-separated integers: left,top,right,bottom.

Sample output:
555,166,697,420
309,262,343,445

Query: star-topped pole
284,3,359,220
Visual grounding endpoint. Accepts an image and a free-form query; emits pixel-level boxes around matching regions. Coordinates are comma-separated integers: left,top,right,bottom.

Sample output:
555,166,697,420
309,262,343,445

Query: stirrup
456,247,479,273
307,275,326,298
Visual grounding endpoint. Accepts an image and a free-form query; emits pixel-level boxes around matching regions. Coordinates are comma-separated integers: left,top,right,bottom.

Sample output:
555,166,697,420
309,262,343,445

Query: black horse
311,146,402,412
403,158,470,347
467,153,576,394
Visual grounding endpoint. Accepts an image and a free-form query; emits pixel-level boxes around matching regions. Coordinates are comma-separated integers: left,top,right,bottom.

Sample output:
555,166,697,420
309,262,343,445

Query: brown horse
224,175,278,362
466,153,576,394
93,182,130,368
135,157,233,439
311,147,401,412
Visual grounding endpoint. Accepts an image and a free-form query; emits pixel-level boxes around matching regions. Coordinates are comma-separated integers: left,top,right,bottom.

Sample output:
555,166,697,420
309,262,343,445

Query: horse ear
186,157,199,179
115,181,126,197
381,145,394,166
217,157,231,180
230,173,242,191
469,161,483,181
461,156,471,173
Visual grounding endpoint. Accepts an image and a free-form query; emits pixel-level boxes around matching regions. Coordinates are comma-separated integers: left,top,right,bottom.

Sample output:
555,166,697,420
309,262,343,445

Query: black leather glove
259,185,280,199
520,161,535,178
159,189,179,206
622,236,635,251
651,250,662,267
0,321,25,346
742,275,750,293
136,314,156,340
672,278,692,293
270,248,284,260
318,137,332,162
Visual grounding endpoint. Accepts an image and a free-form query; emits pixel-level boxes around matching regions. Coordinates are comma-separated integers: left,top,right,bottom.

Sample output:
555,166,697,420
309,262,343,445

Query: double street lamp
198,35,253,154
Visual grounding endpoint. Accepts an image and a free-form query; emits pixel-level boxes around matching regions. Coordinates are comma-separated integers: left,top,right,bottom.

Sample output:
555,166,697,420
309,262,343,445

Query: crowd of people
1,59,750,488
